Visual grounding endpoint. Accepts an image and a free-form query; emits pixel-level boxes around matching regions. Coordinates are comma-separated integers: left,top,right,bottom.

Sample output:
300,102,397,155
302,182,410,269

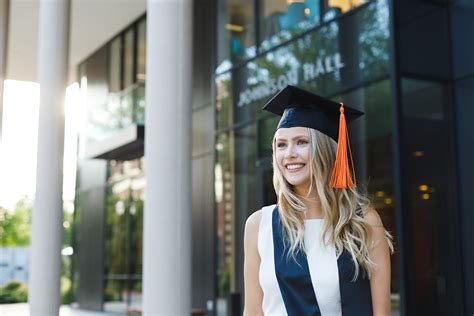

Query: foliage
61,276,71,304
218,263,231,297
0,198,32,246
0,280,28,303
0,197,75,304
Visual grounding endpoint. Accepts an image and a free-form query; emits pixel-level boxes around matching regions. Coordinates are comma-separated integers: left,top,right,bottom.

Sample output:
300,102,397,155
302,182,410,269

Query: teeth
286,164,304,170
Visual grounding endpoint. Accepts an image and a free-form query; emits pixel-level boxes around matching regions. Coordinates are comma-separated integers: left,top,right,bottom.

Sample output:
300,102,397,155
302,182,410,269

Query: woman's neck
294,184,323,219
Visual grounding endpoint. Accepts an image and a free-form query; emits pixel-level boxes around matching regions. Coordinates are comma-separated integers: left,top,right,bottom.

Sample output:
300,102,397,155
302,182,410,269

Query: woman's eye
297,139,308,145
277,142,286,148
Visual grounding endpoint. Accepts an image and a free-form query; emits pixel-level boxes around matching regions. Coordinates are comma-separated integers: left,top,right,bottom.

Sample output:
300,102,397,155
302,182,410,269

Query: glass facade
70,1,474,314
84,18,146,146
74,15,147,314
216,0,370,74
103,158,144,312
215,0,399,313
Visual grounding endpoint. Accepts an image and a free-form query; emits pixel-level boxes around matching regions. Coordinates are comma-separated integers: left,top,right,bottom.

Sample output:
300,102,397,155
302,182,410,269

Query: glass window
257,116,279,158
333,79,399,312
129,177,144,277
137,19,146,82
259,0,369,53
214,78,401,312
326,0,367,14
215,124,257,313
215,132,233,312
134,84,145,125
124,29,135,88
400,78,455,315
217,0,390,128
260,0,320,45
103,159,144,313
109,37,122,93
216,72,233,130
216,0,256,73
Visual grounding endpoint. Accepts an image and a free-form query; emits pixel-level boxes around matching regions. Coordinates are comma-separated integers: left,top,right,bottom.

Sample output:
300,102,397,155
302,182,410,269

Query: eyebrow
275,135,309,141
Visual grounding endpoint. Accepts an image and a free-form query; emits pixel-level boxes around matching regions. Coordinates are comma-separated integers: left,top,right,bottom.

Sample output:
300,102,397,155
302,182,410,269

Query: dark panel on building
392,1,469,314
192,155,215,311
75,43,110,311
76,160,107,310
191,0,215,313
397,0,442,25
454,75,474,316
192,0,214,110
451,4,474,79
192,106,214,158
398,8,451,80
451,3,474,315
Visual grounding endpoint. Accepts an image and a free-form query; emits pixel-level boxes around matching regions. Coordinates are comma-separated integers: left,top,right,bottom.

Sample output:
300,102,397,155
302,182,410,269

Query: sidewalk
0,303,125,316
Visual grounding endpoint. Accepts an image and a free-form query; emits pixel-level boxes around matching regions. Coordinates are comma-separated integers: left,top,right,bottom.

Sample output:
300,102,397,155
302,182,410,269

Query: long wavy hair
272,127,393,280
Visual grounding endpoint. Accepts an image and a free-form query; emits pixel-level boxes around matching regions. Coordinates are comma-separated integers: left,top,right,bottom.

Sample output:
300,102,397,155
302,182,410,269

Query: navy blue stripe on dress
272,206,321,316
337,206,373,315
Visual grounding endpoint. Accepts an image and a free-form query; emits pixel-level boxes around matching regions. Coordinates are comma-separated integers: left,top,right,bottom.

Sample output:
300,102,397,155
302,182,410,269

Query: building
0,247,29,286
4,0,473,315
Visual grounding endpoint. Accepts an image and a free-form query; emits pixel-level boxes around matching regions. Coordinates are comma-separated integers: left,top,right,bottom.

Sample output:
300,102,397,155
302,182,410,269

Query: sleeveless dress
258,204,373,316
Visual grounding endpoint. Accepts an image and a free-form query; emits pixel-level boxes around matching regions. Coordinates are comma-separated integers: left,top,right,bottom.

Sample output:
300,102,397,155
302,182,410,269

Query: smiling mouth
285,163,305,171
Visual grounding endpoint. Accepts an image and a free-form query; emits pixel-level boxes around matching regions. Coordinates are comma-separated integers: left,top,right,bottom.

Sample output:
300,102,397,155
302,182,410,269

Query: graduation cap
263,85,364,189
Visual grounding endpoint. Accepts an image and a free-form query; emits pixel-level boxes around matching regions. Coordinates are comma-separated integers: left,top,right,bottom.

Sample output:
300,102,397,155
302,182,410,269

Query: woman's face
274,127,312,189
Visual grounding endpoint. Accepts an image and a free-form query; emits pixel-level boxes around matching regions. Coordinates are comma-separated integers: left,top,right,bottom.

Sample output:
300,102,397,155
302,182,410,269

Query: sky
0,80,79,211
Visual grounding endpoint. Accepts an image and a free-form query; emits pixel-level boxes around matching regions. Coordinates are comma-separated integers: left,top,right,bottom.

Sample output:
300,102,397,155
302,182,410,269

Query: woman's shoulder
246,209,262,229
245,204,276,234
360,205,383,227
244,210,262,248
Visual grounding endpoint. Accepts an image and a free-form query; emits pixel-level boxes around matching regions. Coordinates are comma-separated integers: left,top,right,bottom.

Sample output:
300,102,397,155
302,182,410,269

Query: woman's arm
243,210,264,316
364,208,392,316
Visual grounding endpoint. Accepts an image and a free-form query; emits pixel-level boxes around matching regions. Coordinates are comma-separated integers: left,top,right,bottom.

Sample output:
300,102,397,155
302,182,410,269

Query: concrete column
0,0,8,143
143,0,193,315
29,1,70,315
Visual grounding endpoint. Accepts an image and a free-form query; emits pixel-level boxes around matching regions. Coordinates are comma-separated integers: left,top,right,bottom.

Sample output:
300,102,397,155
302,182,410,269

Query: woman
243,85,393,315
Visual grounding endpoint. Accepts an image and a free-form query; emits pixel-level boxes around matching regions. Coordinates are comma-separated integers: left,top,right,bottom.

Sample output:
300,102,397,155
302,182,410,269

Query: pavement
0,303,125,316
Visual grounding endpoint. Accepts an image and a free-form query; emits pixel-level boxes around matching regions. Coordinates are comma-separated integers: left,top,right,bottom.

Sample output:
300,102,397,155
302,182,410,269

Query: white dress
257,204,372,316
258,205,342,316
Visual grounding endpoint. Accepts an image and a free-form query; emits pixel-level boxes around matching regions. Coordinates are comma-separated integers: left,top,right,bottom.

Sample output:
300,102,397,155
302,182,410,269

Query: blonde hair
272,128,393,280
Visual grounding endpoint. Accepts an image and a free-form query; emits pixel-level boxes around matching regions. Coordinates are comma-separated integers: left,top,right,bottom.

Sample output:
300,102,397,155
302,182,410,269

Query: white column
29,1,70,315
0,0,8,143
143,0,193,315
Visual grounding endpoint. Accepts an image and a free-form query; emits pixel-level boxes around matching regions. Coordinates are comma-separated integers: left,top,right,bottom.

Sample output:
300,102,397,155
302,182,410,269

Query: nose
285,143,297,159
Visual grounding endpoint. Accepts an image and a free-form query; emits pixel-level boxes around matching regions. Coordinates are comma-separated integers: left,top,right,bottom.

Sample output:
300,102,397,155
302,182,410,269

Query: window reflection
104,158,144,313
217,0,255,68
400,78,452,314
258,0,368,53
137,19,146,82
214,78,401,312
328,0,367,14
215,124,257,315
260,0,320,41
83,16,146,146
123,29,135,88
217,0,256,72
215,133,233,314
109,37,121,93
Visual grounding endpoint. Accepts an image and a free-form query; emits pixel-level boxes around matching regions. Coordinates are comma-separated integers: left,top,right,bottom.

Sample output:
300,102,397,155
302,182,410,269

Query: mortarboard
263,85,364,189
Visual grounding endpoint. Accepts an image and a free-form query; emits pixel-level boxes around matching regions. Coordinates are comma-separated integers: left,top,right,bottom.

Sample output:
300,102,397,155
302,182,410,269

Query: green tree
0,197,32,246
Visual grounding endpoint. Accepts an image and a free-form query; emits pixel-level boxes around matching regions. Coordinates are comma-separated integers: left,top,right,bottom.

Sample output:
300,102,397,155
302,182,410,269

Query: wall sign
237,53,345,108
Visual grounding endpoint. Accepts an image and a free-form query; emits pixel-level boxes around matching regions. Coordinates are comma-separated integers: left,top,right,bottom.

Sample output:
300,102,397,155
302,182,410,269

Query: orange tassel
330,103,356,189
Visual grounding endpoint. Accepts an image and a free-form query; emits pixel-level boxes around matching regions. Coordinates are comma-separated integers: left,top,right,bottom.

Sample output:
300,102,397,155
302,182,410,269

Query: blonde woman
243,85,393,315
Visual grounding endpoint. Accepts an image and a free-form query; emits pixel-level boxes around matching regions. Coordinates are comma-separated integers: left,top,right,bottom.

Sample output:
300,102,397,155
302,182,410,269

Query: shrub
0,280,28,303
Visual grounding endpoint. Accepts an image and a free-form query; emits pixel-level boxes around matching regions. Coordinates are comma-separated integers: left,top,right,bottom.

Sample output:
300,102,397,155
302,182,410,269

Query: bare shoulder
244,209,262,253
245,209,262,235
361,206,384,227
